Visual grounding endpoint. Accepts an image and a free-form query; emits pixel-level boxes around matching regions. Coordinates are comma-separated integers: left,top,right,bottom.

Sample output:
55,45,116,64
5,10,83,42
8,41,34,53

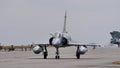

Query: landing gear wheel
43,45,48,59
76,46,81,59
55,48,60,59
44,52,48,59
55,56,60,59
76,53,80,59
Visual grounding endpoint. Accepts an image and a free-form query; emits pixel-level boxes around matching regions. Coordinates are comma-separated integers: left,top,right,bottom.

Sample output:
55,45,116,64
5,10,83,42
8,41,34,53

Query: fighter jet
33,12,100,59
110,31,120,47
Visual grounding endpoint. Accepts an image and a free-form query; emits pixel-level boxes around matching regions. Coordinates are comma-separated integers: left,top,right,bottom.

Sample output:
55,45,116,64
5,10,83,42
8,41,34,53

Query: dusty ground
0,47,120,68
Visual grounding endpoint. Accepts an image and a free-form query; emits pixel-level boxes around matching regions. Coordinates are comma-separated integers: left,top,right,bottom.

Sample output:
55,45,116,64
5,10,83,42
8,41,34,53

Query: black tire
55,56,60,59
44,55,47,59
44,52,48,59
76,53,80,59
58,56,60,59
55,56,57,59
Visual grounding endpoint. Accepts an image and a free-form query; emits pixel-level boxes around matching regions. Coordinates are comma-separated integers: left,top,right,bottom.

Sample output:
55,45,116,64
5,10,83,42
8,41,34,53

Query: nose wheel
55,48,60,59
55,56,60,59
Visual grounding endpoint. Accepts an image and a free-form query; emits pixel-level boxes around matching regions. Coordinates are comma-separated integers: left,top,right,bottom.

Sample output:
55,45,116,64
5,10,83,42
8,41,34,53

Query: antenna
63,11,67,33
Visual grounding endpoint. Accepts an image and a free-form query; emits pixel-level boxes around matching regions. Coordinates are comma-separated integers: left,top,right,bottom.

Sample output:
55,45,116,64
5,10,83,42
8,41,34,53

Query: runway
0,47,120,68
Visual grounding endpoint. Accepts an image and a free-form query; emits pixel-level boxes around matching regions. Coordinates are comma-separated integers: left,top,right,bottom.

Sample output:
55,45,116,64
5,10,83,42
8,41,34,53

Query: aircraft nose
52,38,61,45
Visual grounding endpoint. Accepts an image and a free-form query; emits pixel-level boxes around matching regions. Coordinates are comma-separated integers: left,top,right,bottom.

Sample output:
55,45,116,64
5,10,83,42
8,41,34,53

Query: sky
0,0,120,45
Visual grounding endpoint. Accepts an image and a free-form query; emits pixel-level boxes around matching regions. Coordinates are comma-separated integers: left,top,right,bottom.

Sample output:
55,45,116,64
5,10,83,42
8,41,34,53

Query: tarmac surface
0,47,120,68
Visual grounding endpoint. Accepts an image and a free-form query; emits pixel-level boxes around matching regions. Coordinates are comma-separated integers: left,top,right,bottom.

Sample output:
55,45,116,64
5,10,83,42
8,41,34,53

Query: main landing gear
76,46,80,59
43,45,48,59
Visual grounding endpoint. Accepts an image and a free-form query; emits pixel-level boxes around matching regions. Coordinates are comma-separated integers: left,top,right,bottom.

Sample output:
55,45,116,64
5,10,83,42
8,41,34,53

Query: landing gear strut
55,48,60,59
43,45,48,59
76,46,80,59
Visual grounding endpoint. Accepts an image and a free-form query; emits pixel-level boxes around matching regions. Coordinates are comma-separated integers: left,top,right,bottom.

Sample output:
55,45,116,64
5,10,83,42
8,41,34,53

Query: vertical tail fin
63,11,67,33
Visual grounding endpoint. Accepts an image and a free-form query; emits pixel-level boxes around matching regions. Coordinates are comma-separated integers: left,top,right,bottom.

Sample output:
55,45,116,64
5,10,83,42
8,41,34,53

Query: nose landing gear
55,47,60,59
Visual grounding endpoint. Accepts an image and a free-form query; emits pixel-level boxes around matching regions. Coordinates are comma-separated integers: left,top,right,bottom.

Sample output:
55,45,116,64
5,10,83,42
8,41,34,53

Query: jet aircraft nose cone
52,38,61,45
